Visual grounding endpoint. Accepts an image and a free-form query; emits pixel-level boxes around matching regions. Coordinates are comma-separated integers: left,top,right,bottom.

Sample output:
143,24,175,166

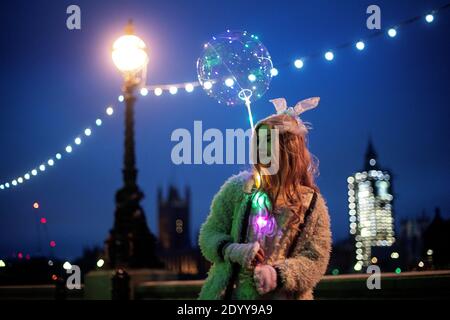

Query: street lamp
106,21,159,269
112,23,148,81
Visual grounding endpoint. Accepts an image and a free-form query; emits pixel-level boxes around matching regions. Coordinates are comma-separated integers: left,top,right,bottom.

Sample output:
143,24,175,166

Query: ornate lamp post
106,21,159,268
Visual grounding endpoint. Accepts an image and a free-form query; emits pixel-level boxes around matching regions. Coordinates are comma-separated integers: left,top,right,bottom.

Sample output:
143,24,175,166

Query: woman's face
257,124,272,164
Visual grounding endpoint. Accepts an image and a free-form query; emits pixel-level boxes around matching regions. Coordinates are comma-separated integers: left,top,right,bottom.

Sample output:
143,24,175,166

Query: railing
0,270,449,299
135,270,450,300
0,284,84,300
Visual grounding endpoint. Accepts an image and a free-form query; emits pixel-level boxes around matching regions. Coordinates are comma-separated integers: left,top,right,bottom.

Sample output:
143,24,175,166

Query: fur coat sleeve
273,193,332,293
198,175,242,263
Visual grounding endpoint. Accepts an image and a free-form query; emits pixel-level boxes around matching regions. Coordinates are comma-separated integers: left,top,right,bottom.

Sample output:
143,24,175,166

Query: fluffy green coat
198,171,332,300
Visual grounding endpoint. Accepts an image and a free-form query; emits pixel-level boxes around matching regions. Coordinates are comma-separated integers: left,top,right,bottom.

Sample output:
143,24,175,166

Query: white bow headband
268,97,320,134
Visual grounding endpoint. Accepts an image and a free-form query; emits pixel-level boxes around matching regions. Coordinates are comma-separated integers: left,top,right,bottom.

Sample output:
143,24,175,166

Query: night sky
0,0,449,260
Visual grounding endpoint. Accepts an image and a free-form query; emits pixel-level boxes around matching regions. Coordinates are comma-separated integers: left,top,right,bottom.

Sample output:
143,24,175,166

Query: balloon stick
239,89,254,131
245,98,254,132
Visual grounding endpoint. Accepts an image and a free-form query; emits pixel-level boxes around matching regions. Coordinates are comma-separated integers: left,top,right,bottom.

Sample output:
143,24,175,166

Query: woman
198,97,331,300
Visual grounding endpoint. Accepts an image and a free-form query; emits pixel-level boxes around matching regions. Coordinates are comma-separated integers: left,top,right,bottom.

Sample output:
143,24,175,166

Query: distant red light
51,274,58,281
25,254,30,260
40,217,47,224
49,240,56,248
33,202,39,209
17,252,23,259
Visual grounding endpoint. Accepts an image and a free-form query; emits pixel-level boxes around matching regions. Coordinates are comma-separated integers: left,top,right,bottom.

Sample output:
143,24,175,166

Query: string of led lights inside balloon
0,105,116,191
1,5,448,192
130,4,449,99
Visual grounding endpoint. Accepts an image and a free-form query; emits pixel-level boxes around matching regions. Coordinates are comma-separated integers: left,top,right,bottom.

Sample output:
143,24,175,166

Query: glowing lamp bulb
97,259,105,268
325,51,334,61
225,78,235,87
248,74,257,82
169,86,178,95
106,107,114,116
294,59,304,69
140,87,148,96
203,81,213,90
388,28,397,38
185,83,194,93
112,32,148,73
356,41,365,50
154,88,163,96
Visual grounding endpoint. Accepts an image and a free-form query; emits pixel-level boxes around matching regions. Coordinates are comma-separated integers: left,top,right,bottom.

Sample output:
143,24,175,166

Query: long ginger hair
252,113,320,224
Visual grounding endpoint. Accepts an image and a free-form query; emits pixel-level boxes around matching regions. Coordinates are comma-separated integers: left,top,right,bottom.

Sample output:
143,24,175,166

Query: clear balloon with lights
197,30,274,130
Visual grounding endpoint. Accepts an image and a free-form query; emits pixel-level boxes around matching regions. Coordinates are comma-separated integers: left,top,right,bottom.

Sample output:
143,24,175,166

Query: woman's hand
223,242,260,269
252,247,265,266
253,264,277,295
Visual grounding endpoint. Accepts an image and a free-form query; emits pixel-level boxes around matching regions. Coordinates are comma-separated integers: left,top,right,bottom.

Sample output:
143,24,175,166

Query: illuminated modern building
347,140,395,270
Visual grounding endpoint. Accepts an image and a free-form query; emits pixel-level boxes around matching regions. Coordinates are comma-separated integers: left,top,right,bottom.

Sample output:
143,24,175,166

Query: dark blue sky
0,0,449,259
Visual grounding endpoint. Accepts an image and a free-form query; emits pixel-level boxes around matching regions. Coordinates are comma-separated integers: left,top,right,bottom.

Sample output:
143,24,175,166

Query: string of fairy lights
0,105,116,191
123,4,449,98
0,4,448,192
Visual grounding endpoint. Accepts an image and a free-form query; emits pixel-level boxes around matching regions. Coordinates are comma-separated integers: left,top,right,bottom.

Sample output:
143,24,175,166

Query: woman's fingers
255,252,264,263
269,266,277,290
251,247,265,265
257,248,265,260
254,267,266,294
259,247,265,258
